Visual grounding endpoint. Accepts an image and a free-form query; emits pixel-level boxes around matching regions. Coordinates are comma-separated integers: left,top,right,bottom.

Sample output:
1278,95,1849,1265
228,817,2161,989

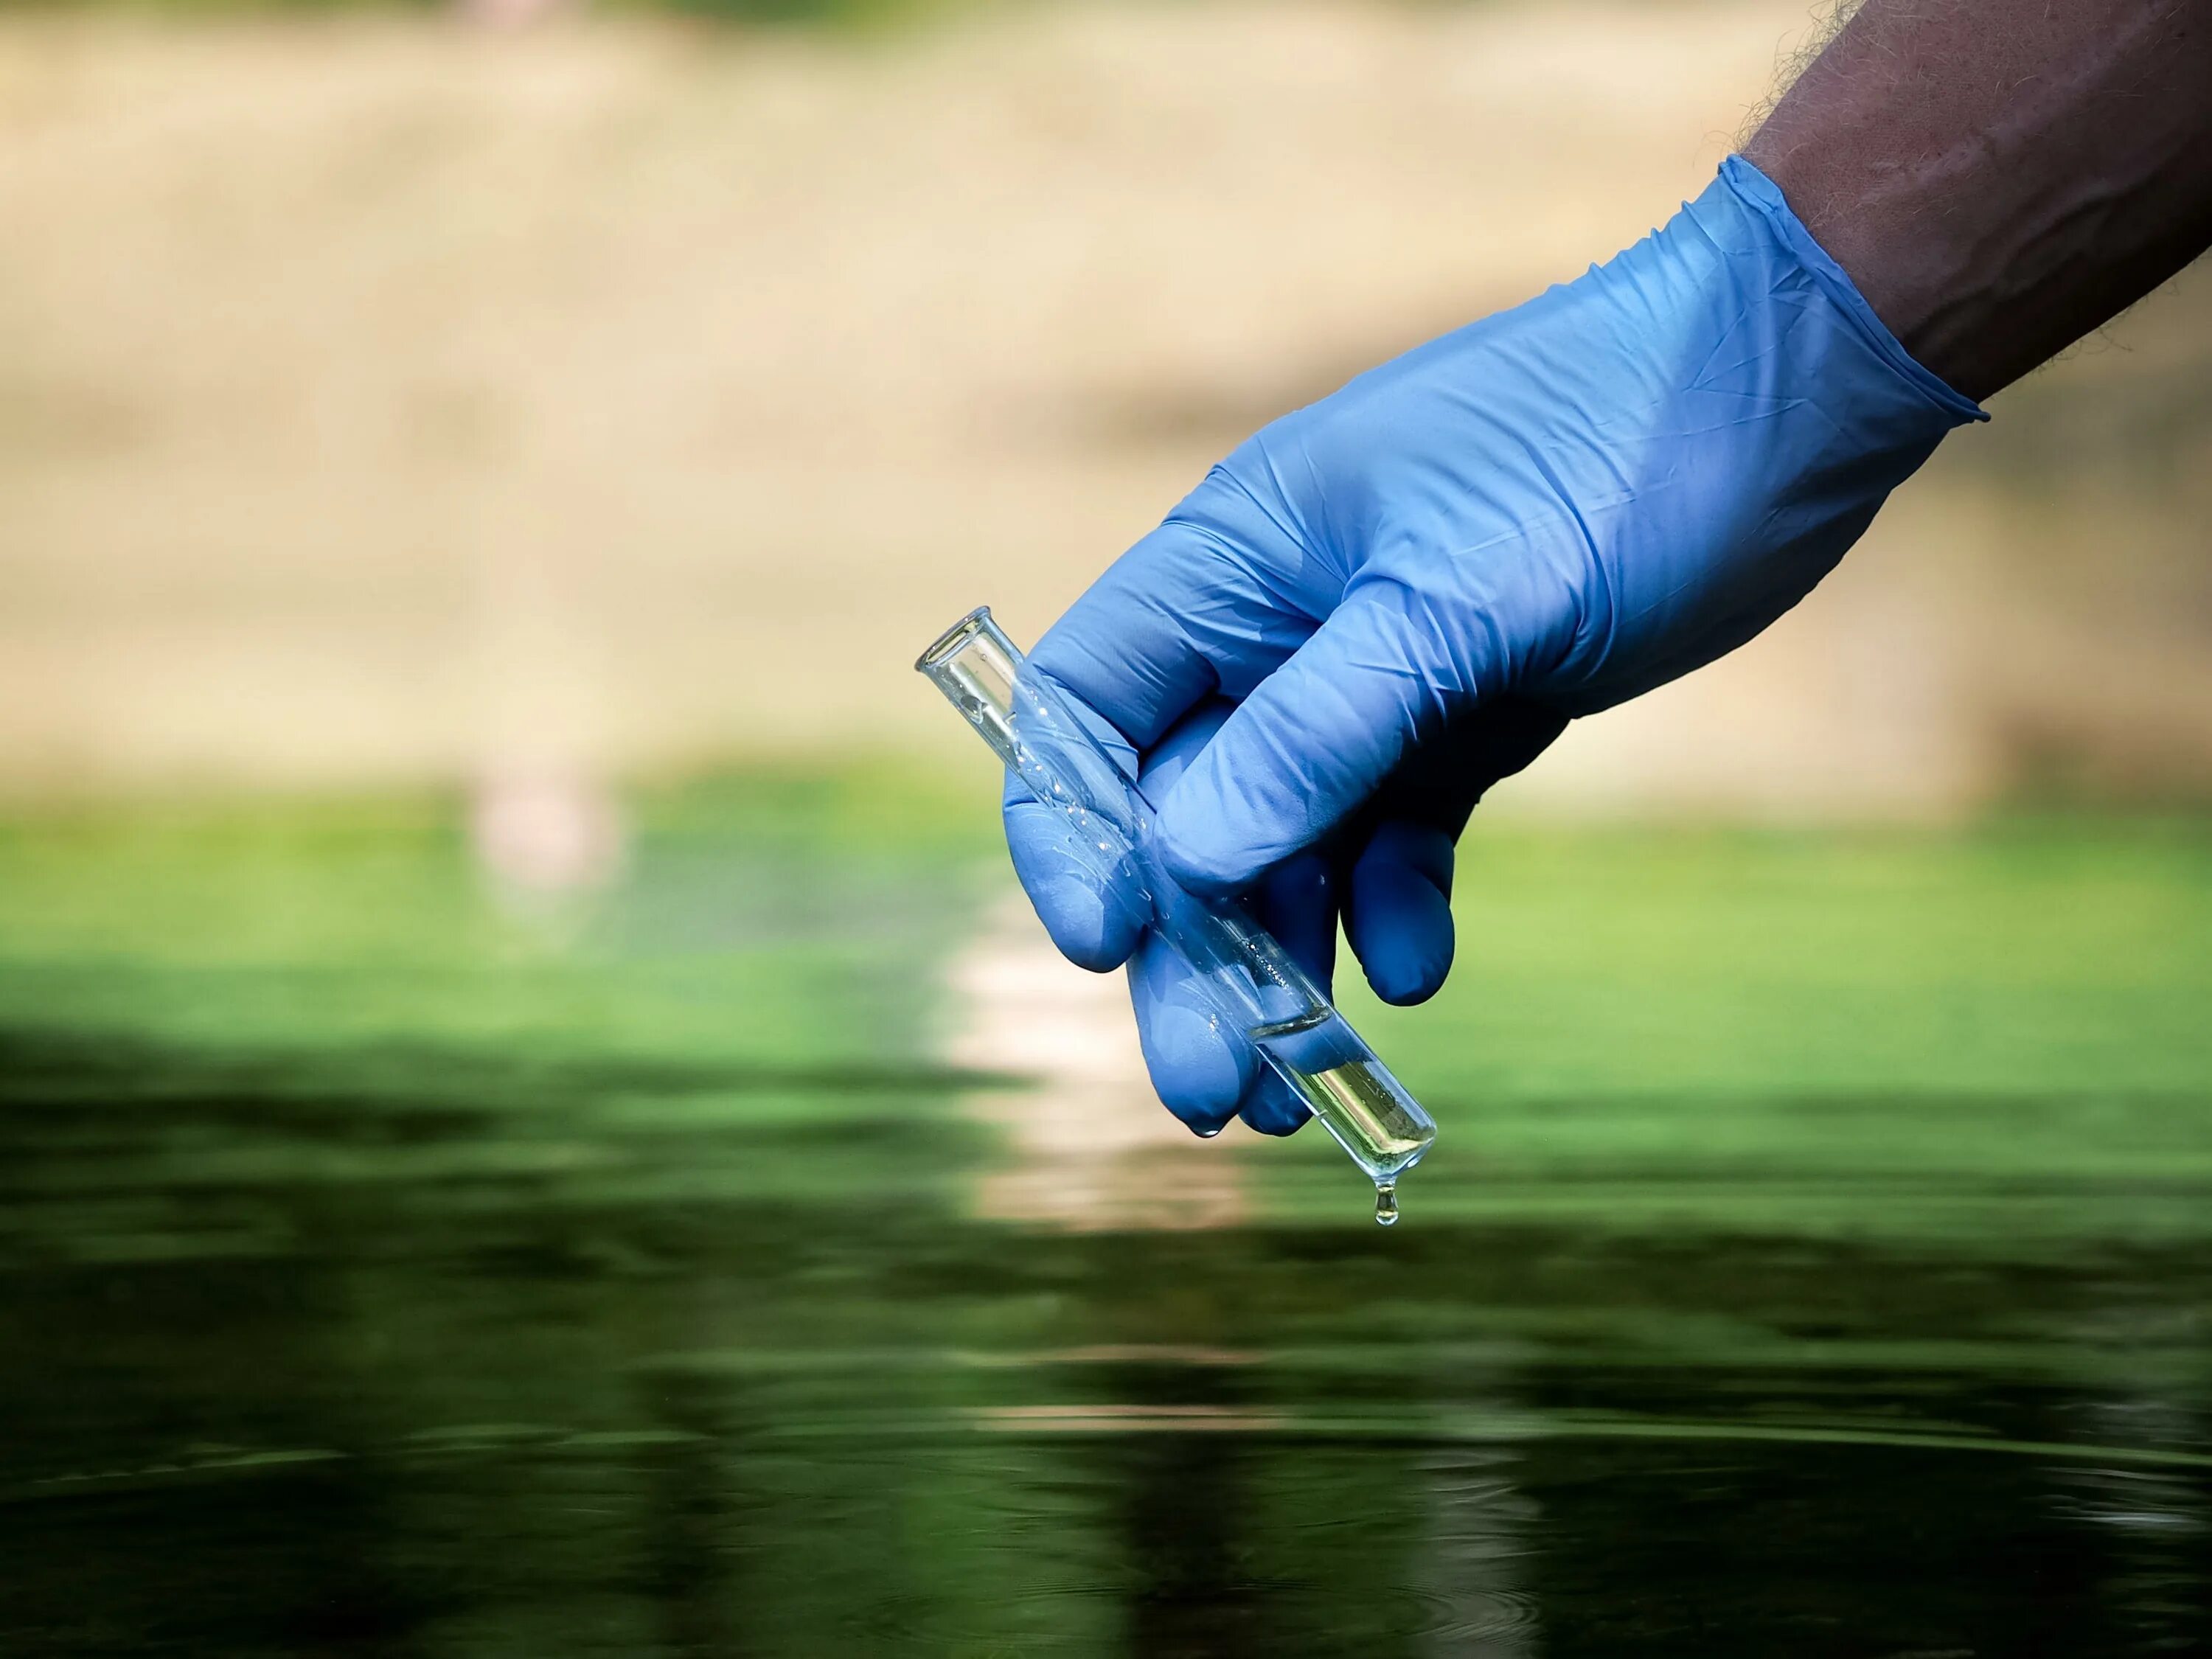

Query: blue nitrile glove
1005,156,1983,1136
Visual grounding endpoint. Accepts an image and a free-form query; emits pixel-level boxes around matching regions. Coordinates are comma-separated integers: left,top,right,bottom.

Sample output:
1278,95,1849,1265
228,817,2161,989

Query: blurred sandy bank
1,1,2207,812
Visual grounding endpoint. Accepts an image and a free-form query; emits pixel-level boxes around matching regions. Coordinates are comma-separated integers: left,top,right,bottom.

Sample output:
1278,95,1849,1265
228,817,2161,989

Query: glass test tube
917,606,1436,1223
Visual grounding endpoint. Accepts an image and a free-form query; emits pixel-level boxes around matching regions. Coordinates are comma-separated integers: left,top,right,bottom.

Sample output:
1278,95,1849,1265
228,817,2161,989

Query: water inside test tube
1247,1008,1433,1200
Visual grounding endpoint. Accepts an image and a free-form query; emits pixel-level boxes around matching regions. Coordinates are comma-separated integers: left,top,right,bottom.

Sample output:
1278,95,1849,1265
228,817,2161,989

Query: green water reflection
1,778,2207,1655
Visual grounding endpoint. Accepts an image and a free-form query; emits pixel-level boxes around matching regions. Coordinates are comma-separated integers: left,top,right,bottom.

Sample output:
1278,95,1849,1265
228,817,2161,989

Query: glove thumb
1154,586,1500,895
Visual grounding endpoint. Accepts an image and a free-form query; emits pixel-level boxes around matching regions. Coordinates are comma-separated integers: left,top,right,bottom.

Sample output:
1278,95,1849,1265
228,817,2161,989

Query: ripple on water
841,1577,1541,1652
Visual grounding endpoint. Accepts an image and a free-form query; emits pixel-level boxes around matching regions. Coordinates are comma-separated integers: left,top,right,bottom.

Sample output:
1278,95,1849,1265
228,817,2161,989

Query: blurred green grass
1367,814,2212,1099
1288,815,2212,1244
0,762,1006,1249
0,760,992,1067
2,768,2208,1248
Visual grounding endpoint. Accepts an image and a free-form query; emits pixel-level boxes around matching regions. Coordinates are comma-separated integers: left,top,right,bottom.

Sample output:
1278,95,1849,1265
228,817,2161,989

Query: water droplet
1373,1181,1399,1227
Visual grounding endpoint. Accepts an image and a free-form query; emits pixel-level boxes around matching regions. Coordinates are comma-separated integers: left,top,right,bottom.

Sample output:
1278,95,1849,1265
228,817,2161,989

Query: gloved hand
1005,156,1983,1137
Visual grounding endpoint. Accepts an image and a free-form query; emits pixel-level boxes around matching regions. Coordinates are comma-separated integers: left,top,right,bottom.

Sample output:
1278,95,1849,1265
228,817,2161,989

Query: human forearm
1744,0,2212,400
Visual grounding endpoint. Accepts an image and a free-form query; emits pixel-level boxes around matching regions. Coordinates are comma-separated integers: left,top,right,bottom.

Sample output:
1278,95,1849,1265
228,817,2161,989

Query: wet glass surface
1,790,2208,1657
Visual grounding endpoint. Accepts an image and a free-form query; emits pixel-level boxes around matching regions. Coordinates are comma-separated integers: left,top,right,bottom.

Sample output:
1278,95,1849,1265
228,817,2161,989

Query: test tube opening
916,606,1023,766
914,605,998,676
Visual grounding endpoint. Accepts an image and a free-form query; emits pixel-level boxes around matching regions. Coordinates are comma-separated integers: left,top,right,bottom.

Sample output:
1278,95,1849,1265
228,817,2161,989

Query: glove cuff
1716,154,1987,426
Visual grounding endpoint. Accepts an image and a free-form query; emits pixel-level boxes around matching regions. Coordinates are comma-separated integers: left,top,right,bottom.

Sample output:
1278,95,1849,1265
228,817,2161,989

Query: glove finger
1155,586,1505,897
1000,684,1150,973
1127,930,1253,1136
1239,1068,1316,1138
1028,473,1328,754
1338,695,1570,1001
1123,717,1332,1137
1345,822,1455,1006
1252,848,1339,1002
1004,790,1147,973
1233,849,1338,1137
1121,699,1264,1132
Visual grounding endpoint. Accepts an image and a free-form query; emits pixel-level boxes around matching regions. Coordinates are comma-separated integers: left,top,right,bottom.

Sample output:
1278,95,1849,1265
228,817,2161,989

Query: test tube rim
914,606,998,675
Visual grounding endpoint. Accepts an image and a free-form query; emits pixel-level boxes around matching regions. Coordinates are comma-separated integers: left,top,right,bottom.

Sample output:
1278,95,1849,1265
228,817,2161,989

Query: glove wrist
1713,155,1985,428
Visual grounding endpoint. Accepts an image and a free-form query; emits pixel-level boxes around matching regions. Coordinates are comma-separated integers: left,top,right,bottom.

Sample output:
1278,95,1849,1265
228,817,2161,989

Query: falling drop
1373,1180,1399,1226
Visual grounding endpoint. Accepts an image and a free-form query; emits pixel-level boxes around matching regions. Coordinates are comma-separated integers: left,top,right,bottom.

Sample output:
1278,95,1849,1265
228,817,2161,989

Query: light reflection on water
0,1025,2207,1656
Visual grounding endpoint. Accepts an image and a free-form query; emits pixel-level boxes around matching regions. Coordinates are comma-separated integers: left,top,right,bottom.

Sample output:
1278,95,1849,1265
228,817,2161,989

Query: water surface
2,790,2207,1655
